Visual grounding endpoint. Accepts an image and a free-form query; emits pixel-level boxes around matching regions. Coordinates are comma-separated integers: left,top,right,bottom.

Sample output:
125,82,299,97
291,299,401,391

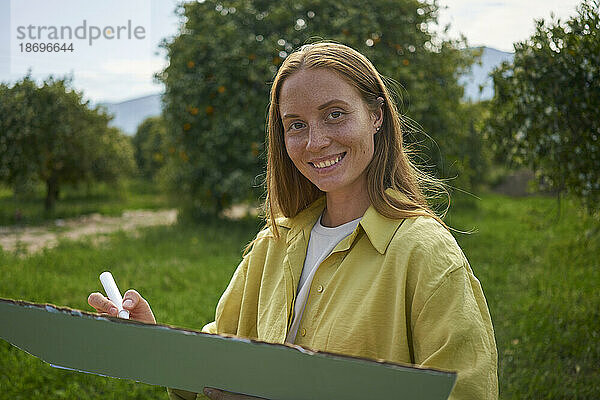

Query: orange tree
487,0,600,211
0,74,135,211
133,116,168,180
157,0,478,217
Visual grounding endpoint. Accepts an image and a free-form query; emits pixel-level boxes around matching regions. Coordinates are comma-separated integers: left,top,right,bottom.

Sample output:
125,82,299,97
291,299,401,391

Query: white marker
99,271,129,319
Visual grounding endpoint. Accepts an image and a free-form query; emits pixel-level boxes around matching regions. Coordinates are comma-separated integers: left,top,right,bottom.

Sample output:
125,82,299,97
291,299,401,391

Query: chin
312,181,342,194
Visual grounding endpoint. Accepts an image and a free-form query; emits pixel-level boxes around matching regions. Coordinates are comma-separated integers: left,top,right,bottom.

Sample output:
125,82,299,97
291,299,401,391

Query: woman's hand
87,289,156,324
203,388,268,400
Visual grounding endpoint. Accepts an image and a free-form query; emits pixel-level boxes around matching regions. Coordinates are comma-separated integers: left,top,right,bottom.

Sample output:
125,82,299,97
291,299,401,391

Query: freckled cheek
336,131,373,156
284,137,306,164
366,139,375,155
353,137,375,159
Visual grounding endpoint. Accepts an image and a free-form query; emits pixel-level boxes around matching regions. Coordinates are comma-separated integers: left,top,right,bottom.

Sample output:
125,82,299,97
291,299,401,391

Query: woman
88,42,498,400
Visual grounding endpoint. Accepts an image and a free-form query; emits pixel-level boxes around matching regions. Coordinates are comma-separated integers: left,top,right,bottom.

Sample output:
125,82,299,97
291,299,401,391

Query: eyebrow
282,99,350,120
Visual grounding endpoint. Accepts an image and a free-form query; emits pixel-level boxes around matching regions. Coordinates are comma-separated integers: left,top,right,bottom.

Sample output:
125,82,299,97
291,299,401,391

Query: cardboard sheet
0,298,456,399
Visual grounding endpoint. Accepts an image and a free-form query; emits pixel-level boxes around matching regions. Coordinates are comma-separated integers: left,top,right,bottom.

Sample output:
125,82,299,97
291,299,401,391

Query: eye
327,110,345,120
287,121,306,132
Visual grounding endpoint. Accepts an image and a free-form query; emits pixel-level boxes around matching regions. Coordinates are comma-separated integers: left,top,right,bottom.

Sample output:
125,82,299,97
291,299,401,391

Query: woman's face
279,68,382,199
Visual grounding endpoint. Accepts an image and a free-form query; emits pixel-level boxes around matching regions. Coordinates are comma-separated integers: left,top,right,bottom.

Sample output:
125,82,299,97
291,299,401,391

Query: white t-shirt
285,213,361,344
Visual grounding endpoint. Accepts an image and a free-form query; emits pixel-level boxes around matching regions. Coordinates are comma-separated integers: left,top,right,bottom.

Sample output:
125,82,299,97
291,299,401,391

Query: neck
321,186,371,227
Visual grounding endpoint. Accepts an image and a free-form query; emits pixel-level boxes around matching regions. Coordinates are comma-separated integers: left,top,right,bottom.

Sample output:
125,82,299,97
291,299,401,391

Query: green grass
0,217,262,399
0,193,598,399
446,193,600,399
0,178,172,226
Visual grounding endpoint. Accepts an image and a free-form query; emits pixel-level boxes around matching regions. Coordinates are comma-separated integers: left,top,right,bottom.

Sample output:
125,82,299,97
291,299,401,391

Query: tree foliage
0,74,135,211
487,0,600,210
132,115,167,179
157,0,478,216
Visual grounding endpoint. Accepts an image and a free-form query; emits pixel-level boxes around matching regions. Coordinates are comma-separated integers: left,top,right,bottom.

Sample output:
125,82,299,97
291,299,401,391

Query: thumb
123,289,147,311
122,289,156,324
122,289,141,310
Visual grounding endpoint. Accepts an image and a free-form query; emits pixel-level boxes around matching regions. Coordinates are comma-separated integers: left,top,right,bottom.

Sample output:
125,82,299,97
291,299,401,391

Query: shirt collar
276,189,406,254
359,202,405,254
276,196,326,244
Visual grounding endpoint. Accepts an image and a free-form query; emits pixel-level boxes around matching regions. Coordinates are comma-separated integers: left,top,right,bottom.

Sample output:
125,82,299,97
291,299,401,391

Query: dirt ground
0,209,178,255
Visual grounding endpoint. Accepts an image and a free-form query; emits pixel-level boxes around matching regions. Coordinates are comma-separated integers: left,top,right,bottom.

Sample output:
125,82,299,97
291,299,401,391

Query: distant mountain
460,47,514,101
97,93,162,135
95,47,512,135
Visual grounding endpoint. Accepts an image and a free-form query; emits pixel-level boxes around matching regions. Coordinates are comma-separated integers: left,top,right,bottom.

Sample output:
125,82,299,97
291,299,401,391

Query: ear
371,96,384,133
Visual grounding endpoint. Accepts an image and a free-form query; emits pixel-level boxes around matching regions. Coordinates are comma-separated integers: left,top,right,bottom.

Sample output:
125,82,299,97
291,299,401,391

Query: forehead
278,68,364,114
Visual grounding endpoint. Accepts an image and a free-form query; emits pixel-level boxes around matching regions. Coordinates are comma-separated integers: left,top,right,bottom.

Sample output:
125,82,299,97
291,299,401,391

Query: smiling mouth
309,152,346,169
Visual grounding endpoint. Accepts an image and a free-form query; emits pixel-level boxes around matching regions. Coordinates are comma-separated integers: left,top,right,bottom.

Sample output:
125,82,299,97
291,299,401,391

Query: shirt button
317,285,324,293
301,328,306,337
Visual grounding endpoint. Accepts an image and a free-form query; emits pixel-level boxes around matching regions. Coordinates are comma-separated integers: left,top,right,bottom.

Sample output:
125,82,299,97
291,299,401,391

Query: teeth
314,155,342,169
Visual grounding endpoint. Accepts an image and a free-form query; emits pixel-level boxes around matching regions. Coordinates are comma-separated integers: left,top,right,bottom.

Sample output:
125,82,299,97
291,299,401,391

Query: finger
88,292,118,316
203,388,266,400
204,388,223,400
122,289,144,310
88,292,118,315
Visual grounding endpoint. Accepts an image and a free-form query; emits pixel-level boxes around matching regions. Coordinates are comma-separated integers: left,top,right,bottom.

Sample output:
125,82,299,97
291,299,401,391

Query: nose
305,125,331,152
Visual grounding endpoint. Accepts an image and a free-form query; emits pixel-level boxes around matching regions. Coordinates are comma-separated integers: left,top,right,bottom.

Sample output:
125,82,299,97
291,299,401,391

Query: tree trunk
45,176,59,211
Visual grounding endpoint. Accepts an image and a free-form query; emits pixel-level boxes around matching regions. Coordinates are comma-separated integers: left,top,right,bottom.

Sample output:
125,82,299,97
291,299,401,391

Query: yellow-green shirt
169,195,498,400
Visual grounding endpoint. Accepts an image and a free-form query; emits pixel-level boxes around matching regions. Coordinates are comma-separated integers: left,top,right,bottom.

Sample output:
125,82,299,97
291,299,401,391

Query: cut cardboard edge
0,297,457,377
1,297,458,399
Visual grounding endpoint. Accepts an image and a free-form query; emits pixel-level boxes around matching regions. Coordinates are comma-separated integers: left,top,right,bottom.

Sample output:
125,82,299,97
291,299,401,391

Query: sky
437,0,582,50
0,0,583,104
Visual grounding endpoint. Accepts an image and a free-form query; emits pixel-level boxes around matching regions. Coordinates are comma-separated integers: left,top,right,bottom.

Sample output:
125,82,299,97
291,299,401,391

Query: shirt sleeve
412,265,498,400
